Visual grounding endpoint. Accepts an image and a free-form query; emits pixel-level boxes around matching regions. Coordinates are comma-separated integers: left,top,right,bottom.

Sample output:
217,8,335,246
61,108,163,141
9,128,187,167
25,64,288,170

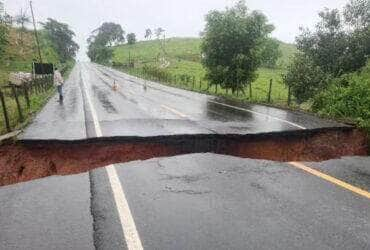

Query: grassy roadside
113,37,296,106
0,62,75,135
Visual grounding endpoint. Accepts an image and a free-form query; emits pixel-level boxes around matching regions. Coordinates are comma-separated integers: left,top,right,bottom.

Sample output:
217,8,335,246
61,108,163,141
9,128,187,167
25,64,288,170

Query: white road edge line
80,64,144,250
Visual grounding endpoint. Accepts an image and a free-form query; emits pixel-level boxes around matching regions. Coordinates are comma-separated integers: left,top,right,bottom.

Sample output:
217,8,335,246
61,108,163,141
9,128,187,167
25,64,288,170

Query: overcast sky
5,0,348,61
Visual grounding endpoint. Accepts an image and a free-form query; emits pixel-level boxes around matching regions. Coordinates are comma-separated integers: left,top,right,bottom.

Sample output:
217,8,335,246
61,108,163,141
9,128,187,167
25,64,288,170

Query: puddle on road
0,128,367,187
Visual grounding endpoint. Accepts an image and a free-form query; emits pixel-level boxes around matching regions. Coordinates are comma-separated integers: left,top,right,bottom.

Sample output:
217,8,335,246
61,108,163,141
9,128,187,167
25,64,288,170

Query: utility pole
29,1,42,63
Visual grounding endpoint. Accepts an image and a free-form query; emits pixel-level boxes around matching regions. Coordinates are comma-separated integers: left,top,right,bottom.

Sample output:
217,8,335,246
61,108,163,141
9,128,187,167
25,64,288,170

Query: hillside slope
0,27,61,84
113,37,297,68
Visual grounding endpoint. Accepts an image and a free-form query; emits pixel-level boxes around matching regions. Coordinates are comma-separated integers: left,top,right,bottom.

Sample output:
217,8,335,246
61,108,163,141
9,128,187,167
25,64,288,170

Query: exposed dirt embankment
0,127,367,187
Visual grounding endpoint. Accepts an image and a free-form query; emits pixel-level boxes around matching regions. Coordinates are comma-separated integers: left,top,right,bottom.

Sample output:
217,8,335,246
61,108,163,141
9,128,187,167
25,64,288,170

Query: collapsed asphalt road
0,62,369,249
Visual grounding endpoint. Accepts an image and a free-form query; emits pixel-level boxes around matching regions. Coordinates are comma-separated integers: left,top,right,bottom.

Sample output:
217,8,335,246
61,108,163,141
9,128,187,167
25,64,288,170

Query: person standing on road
54,67,64,102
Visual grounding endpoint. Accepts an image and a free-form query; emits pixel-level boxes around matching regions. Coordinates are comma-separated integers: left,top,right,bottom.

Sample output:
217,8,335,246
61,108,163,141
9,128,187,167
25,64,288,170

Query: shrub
312,62,370,131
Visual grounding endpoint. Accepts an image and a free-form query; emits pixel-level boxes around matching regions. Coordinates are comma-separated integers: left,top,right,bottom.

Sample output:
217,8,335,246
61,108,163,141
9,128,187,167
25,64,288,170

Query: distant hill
113,37,297,68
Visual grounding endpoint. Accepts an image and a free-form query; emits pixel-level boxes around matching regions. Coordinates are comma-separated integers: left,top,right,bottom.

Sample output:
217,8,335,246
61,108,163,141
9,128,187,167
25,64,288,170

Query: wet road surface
21,62,345,140
2,62,369,249
1,154,369,249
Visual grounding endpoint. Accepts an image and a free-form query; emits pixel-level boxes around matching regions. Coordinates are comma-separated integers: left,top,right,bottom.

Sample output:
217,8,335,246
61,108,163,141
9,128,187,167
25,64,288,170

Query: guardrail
0,75,53,134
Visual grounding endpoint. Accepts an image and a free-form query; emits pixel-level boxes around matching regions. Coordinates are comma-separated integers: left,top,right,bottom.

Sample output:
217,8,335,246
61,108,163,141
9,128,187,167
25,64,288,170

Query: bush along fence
0,75,54,135
121,66,294,106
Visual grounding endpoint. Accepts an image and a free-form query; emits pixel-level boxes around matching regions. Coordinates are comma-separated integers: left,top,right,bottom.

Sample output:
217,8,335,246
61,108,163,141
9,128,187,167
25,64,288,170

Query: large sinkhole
0,127,368,187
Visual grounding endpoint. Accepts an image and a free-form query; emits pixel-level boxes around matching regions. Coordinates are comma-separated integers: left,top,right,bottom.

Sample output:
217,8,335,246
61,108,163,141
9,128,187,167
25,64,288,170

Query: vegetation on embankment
112,37,297,105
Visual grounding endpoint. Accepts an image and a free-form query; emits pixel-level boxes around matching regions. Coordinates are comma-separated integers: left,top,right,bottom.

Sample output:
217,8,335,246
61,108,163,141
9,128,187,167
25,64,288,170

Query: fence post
11,85,24,122
23,85,30,108
288,85,292,106
215,84,218,94
249,83,252,99
192,76,195,90
267,79,272,103
0,89,11,132
199,79,202,90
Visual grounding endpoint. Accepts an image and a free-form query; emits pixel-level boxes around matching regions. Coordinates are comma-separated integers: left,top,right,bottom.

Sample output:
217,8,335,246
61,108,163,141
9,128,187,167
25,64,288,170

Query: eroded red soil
0,128,367,187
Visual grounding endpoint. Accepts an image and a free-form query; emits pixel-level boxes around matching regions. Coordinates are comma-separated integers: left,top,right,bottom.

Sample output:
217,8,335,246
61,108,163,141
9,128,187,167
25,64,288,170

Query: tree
343,0,370,29
283,53,328,103
91,22,125,46
201,0,274,92
260,38,282,68
15,9,30,49
127,33,136,45
42,18,79,62
284,0,370,104
87,22,124,63
296,4,369,77
87,44,113,64
154,27,164,39
145,28,152,40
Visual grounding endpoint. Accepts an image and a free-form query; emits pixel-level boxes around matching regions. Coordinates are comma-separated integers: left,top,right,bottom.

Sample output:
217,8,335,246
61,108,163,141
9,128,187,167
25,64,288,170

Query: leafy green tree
284,0,370,103
201,0,274,92
283,53,328,103
42,18,79,62
343,0,370,29
87,44,113,64
91,22,125,46
87,22,124,63
127,33,136,45
260,38,282,68
297,4,369,77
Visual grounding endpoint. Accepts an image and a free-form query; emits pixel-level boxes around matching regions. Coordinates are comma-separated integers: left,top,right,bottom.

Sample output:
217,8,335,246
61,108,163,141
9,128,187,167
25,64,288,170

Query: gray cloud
5,0,348,61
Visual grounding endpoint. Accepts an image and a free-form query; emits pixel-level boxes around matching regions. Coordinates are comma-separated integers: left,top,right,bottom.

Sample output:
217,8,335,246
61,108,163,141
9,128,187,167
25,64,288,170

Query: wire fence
0,75,54,135
123,66,294,106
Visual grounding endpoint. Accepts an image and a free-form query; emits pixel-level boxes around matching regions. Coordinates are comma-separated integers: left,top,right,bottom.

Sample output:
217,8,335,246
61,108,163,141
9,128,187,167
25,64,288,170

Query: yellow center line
161,104,188,118
289,162,370,200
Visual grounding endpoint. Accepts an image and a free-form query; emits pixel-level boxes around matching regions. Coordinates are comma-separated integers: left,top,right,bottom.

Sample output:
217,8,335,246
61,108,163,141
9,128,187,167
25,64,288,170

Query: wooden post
192,76,195,90
215,84,218,94
288,85,292,106
23,85,30,108
0,90,11,132
249,83,252,99
11,85,24,122
267,79,272,103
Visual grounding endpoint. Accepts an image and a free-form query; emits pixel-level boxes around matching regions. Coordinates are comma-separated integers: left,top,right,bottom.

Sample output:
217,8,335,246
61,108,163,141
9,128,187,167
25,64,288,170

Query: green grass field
113,37,297,104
